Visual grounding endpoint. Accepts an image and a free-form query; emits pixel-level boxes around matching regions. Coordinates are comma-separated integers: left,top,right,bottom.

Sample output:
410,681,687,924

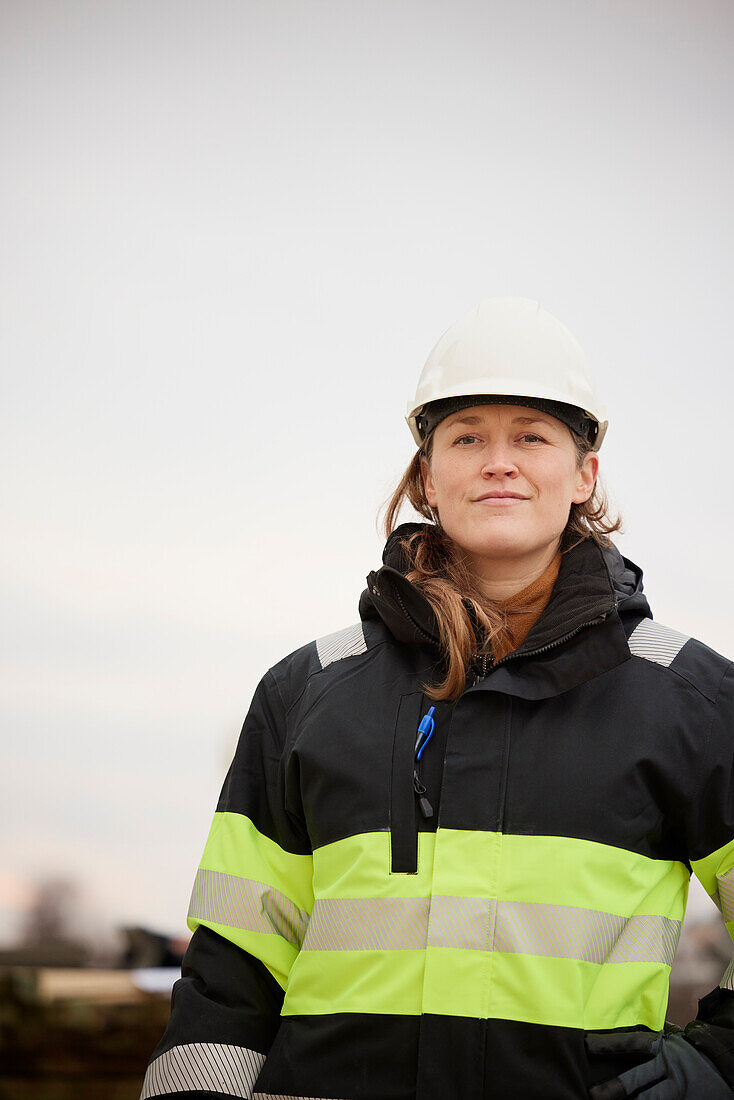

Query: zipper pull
413,770,434,818
469,652,492,685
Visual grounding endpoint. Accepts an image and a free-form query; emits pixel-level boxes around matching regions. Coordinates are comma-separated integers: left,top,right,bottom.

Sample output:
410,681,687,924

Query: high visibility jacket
141,527,734,1100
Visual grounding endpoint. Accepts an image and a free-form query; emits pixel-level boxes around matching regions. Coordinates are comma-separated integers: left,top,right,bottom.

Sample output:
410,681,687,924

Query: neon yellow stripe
283,949,426,1016
313,829,689,918
692,837,734,898
439,830,688,916
284,947,671,1029
424,949,671,1029
499,832,688,915
197,812,314,912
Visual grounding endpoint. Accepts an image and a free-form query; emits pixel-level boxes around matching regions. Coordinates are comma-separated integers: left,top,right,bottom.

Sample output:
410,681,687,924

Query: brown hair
382,431,621,701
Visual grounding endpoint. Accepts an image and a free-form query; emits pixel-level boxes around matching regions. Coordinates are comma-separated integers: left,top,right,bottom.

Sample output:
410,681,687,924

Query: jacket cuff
686,993,734,1089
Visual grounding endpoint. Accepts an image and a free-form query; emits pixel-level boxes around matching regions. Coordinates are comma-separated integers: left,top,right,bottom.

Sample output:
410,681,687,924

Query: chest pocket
390,692,429,874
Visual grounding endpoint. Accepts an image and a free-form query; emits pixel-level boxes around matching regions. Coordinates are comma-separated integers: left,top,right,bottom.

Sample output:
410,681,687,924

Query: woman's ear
572,451,599,504
420,455,438,508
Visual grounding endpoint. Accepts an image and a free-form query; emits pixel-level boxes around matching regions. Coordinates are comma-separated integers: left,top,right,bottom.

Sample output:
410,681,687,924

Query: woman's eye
454,434,480,445
519,433,545,444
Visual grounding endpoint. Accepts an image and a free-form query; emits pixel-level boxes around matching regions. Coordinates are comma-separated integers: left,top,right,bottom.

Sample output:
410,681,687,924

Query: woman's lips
475,493,528,505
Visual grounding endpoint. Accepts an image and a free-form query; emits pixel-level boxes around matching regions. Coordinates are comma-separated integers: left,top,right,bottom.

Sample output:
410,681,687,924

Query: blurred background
2,0,734,1094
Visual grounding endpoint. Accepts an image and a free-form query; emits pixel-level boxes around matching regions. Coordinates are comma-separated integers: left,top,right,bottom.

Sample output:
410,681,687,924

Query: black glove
587,1026,733,1098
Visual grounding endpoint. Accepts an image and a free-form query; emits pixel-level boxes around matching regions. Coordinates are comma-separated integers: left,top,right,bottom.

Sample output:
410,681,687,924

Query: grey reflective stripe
303,896,430,950
628,619,690,667
429,897,679,965
720,957,734,991
188,868,310,947
427,894,494,951
141,1043,265,1099
492,899,679,966
716,865,734,920
254,1095,351,1100
316,623,367,669
302,894,680,966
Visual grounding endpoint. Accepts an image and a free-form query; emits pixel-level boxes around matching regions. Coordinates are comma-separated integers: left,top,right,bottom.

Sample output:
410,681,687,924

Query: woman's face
421,404,599,578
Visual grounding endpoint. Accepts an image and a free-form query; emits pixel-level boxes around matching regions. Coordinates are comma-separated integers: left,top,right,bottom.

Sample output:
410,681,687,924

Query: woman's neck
469,543,562,602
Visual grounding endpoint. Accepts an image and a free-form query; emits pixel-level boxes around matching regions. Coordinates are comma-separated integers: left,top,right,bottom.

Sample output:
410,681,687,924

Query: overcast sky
2,0,733,943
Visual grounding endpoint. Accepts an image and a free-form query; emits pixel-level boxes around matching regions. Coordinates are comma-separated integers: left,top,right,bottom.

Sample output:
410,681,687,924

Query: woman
141,298,734,1099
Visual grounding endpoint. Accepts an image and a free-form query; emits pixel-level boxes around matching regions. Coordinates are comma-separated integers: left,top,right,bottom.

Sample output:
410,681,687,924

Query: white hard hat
406,297,608,451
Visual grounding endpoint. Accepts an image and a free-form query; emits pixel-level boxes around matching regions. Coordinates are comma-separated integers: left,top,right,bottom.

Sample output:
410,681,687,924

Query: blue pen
413,706,436,818
415,706,436,761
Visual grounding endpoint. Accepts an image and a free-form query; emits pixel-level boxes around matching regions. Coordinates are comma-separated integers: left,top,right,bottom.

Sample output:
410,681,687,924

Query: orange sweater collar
491,551,562,661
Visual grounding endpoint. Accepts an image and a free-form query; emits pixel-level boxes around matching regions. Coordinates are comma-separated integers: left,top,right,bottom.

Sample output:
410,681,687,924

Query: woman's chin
451,528,562,569
462,537,535,564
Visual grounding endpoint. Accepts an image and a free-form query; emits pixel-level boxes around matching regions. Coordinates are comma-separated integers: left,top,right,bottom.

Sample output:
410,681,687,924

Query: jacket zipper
391,578,616,683
391,584,440,647
470,602,617,686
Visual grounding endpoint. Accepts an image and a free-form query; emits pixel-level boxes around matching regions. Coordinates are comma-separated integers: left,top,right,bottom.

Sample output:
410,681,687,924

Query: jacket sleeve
685,662,734,1088
140,670,313,1100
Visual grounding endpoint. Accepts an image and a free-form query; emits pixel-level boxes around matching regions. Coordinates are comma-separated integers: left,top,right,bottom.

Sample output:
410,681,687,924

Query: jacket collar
360,524,649,699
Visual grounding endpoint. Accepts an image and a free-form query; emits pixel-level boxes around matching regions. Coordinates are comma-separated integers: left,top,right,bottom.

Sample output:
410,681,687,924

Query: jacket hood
359,523,651,655
601,543,650,619
359,524,442,648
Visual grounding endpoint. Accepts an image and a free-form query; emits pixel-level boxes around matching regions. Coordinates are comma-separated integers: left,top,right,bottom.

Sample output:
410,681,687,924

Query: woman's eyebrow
445,413,554,430
447,415,483,426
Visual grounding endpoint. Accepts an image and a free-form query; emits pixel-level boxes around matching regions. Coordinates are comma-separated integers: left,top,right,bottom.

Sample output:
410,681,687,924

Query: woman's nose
480,445,519,477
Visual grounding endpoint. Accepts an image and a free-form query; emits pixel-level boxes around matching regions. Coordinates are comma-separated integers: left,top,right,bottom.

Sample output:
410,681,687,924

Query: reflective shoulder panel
628,618,690,668
721,957,734,992
141,1042,265,1098
315,622,367,670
